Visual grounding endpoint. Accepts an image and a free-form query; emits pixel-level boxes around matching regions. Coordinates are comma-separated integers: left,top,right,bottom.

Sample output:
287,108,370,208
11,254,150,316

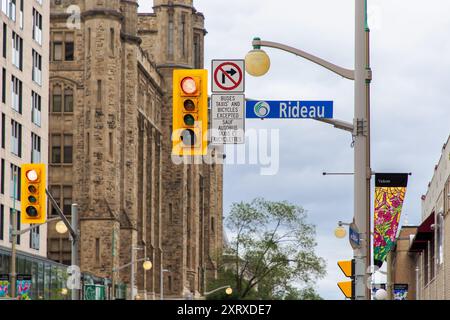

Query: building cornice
120,32,142,45
157,63,193,70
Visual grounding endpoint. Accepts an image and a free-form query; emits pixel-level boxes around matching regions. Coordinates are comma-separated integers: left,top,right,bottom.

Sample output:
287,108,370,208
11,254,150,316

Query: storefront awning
409,212,435,252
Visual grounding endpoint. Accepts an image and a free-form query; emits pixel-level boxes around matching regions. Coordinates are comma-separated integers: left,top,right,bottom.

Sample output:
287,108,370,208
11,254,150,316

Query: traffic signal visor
337,260,354,277
337,259,355,299
21,163,46,224
172,69,208,156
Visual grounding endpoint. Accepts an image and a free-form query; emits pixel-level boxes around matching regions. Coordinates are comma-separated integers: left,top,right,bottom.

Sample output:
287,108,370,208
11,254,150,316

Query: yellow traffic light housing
21,164,46,224
337,259,355,299
172,69,208,156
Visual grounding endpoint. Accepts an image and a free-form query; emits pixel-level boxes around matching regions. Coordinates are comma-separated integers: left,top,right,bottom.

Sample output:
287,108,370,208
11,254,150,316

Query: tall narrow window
168,13,174,58
53,32,63,61
1,113,4,148
110,28,115,55
32,91,41,126
51,134,61,163
63,135,73,164
52,85,62,112
11,120,21,157
181,14,186,58
86,132,90,157
63,186,72,214
1,159,4,194
64,87,73,112
109,132,113,158
97,80,102,104
87,28,91,53
193,34,201,69
31,133,41,163
2,68,6,103
95,238,101,264
2,23,7,58
0,205,4,240
65,32,74,61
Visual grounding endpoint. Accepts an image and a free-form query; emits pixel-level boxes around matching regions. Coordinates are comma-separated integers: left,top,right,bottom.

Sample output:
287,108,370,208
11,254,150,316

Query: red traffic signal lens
26,170,39,182
26,206,39,217
181,77,197,95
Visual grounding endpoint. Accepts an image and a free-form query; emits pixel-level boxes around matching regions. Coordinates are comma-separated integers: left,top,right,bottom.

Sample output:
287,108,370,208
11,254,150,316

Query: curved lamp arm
113,258,150,272
253,39,355,80
204,285,232,296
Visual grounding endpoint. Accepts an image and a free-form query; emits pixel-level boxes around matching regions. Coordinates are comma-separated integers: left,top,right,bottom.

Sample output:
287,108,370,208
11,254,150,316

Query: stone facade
47,0,223,299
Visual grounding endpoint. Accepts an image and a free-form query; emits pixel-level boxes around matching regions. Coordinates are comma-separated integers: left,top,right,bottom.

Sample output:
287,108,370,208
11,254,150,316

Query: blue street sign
246,100,333,119
349,223,361,250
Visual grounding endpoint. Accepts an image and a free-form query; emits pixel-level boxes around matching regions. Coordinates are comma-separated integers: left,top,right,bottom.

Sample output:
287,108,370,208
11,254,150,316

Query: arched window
64,87,73,113
52,84,62,113
51,83,74,114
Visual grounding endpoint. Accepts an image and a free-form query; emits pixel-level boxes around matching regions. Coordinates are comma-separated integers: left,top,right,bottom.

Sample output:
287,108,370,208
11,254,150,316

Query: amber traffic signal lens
26,206,38,217
28,185,38,193
181,129,196,146
183,99,196,111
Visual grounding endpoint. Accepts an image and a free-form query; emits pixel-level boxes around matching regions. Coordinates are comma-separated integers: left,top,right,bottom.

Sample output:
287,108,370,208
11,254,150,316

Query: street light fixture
143,260,153,271
245,38,271,77
334,226,347,239
225,287,233,295
55,220,68,234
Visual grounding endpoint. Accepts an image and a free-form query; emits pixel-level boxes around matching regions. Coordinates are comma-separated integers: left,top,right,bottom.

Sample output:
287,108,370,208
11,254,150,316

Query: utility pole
353,0,372,300
10,170,18,299
71,204,80,300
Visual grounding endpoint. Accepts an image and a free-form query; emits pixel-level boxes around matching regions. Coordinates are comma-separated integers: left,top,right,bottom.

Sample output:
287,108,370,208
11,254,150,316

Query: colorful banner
0,274,9,298
374,173,408,267
16,275,32,300
393,284,408,300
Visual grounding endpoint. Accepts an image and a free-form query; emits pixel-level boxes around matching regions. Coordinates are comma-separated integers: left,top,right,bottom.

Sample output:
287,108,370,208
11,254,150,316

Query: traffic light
172,69,208,156
21,164,46,224
337,259,355,299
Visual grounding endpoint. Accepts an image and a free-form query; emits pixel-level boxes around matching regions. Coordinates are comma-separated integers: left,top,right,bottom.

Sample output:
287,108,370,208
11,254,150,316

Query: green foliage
219,198,326,300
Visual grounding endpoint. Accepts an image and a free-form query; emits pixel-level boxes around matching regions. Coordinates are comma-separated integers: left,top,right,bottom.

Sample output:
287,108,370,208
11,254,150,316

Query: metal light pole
246,0,372,300
10,170,18,299
160,268,169,300
71,204,80,300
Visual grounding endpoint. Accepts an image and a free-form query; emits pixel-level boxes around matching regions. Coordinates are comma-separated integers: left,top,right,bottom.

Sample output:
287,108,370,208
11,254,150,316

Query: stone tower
49,0,222,299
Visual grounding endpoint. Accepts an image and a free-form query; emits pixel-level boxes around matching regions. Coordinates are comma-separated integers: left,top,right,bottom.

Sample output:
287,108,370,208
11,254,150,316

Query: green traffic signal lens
181,129,196,146
26,206,39,217
28,196,37,203
28,185,38,193
183,99,196,111
183,114,195,126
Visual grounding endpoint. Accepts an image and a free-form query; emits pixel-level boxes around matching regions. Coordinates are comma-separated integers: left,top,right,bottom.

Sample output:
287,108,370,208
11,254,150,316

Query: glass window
63,186,72,214
64,88,73,113
63,135,73,164
52,85,62,112
51,135,61,163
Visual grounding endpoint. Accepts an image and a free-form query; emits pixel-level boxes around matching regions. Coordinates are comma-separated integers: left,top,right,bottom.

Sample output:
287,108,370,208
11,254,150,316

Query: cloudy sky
140,0,450,299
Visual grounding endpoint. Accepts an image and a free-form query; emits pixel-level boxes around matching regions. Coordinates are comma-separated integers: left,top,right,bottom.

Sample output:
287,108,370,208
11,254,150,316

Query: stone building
48,0,223,299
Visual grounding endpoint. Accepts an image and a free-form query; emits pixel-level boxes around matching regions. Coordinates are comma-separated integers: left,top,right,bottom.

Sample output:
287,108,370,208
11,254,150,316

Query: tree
221,198,326,300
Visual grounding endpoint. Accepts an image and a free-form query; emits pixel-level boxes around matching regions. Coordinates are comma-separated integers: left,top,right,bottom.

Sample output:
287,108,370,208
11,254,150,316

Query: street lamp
334,226,347,239
245,0,372,300
203,285,233,297
245,37,271,77
55,220,68,234
143,260,153,271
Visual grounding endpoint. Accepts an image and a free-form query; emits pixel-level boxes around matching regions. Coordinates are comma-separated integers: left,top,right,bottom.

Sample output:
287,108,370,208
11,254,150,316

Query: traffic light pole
10,171,18,299
250,0,372,299
71,204,80,300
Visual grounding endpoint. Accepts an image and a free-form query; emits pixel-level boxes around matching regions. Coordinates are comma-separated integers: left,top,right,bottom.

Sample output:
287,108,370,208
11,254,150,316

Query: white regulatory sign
212,60,245,93
211,94,245,145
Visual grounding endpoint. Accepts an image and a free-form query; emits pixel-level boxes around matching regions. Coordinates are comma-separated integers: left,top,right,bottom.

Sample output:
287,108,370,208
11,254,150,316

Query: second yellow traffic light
337,259,355,300
21,164,46,224
172,69,208,156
